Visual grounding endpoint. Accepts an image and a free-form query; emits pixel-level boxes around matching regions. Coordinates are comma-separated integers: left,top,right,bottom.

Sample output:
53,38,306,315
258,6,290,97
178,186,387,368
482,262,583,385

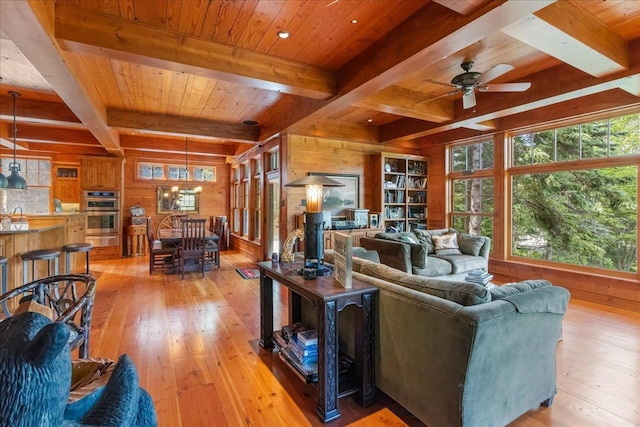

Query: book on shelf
281,322,308,343
279,346,318,383
297,329,318,346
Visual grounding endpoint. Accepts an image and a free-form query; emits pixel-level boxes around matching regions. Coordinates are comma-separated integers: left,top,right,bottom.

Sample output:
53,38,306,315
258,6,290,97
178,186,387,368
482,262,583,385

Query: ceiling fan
424,61,531,109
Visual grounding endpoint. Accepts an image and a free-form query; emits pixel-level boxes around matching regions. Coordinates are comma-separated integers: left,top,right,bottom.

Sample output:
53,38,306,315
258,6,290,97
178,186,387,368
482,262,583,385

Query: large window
450,140,494,240
510,113,639,273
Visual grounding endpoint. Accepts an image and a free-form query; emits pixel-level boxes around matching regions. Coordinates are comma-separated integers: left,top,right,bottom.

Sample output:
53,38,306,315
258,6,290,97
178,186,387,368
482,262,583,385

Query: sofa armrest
360,237,411,273
478,236,491,260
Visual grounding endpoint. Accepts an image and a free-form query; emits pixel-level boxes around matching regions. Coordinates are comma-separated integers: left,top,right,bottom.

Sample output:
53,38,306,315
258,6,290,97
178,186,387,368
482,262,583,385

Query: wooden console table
259,261,378,422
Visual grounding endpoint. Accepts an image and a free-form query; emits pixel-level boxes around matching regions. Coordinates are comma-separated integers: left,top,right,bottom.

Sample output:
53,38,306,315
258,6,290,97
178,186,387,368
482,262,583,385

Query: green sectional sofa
360,228,490,278
348,256,570,427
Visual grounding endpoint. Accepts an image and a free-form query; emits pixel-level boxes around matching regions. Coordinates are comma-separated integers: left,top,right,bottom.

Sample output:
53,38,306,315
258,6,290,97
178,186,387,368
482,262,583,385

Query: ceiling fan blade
462,90,476,109
478,64,514,84
423,78,459,89
479,82,532,92
417,89,460,104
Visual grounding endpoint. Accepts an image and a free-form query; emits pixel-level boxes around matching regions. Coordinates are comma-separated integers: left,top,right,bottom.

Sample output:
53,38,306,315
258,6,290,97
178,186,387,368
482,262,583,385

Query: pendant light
6,91,27,190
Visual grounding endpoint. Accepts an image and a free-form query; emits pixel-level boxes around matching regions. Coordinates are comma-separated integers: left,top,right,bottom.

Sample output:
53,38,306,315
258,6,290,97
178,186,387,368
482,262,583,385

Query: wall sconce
285,175,344,276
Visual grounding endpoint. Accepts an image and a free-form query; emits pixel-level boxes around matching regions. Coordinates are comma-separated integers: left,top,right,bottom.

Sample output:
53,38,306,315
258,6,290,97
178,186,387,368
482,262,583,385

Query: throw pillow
352,248,381,263
458,233,485,256
432,233,462,256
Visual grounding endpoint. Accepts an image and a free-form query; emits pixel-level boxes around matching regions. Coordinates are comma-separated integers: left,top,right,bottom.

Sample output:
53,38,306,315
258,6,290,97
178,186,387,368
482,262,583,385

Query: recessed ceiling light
243,120,258,126
351,19,358,24
367,118,373,123
277,30,290,39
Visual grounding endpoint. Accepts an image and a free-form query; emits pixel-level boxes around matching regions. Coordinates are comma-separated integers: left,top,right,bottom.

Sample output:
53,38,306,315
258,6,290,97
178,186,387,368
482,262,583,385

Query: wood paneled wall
122,156,230,232
284,135,416,234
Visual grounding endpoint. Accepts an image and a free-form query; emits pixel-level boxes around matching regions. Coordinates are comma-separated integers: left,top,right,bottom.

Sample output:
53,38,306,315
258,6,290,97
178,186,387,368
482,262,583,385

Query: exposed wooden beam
381,41,640,143
0,95,80,125
119,134,237,158
13,142,108,156
289,119,379,145
0,0,123,156
419,89,640,145
107,110,260,144
260,0,555,141
53,3,335,101
354,86,453,123
502,1,628,78
432,0,492,16
5,123,100,145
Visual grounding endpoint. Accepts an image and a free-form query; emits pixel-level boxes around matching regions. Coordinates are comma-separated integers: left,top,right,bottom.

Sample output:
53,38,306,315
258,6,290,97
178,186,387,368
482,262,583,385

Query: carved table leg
354,292,376,406
316,299,340,422
259,269,274,349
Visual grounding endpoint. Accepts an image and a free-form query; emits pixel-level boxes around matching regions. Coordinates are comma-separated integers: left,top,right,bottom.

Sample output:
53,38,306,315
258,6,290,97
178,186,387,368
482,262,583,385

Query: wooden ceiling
0,0,639,161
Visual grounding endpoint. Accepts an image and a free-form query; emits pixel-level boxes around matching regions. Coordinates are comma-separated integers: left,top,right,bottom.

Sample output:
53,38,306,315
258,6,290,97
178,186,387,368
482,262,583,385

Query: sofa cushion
413,228,457,254
489,279,552,300
374,232,428,268
353,258,491,306
434,254,487,274
457,233,485,256
432,233,462,256
413,256,452,277
352,247,380,263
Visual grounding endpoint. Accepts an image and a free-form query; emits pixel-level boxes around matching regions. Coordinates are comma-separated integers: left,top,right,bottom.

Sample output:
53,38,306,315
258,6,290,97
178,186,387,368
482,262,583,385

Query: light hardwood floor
86,251,640,427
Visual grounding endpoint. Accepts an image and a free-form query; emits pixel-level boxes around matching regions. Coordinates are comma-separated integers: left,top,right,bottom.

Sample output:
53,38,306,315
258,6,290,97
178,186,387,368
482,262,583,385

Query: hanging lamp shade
0,171,7,189
6,91,27,190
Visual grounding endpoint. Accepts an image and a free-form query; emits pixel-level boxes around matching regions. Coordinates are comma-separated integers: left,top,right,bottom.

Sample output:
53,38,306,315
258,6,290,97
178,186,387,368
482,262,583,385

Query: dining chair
147,217,177,275
177,218,207,279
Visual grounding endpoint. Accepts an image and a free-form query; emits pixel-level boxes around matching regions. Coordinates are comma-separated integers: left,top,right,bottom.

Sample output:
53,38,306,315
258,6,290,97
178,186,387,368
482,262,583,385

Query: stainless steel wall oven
82,190,120,248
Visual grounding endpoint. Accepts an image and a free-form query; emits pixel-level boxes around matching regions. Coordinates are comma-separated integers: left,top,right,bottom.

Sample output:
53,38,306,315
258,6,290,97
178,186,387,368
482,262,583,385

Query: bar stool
0,256,8,317
62,243,94,274
20,249,60,285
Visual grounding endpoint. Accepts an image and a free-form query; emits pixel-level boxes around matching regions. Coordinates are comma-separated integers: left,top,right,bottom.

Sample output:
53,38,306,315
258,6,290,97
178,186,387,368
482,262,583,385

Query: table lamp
285,175,344,276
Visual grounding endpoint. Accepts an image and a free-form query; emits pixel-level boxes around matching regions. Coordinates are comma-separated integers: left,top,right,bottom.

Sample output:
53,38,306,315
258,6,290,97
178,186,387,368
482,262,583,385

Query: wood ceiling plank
0,0,123,156
54,3,336,100
354,86,454,123
107,109,260,143
234,0,285,52
432,0,491,16
0,96,80,125
502,1,629,78
381,41,640,143
260,0,555,141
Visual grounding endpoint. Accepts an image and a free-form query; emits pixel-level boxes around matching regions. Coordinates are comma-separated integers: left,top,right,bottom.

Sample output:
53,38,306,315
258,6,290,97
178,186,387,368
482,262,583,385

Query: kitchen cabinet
81,157,122,190
53,164,80,203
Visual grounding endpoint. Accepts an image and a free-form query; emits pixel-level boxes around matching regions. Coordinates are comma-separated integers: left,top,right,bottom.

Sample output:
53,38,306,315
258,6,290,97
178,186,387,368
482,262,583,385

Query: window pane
512,134,535,166
610,114,640,156
533,130,555,164
452,178,494,213
512,167,637,272
556,125,580,162
581,119,608,159
452,215,493,242
452,141,493,172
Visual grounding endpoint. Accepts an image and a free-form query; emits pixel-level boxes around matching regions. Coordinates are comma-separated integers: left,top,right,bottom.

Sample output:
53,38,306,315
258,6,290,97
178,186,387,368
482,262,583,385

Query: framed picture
308,172,360,217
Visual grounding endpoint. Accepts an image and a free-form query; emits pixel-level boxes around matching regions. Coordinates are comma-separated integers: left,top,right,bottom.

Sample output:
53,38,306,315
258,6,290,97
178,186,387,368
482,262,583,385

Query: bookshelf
377,153,428,232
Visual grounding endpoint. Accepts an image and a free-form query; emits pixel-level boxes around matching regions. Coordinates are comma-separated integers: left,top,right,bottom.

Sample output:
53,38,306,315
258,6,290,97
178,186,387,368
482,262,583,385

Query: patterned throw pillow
432,233,462,255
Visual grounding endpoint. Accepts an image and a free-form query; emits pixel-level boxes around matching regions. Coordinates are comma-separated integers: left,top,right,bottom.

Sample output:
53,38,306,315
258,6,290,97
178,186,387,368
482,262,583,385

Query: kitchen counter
0,225,66,296
0,225,61,235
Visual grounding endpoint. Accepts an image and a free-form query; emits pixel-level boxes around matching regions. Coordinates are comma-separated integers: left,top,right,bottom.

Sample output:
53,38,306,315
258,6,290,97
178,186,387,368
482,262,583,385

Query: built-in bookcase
376,153,428,232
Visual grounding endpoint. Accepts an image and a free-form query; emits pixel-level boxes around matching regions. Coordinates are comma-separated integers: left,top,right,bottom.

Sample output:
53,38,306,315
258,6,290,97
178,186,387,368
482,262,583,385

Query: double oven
82,190,120,248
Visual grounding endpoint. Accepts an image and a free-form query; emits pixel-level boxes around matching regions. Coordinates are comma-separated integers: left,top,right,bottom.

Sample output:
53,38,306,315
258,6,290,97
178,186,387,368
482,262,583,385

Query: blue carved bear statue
0,311,157,426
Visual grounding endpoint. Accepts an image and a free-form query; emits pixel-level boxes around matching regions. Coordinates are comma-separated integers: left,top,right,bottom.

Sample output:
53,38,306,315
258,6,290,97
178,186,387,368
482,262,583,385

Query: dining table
157,228,219,274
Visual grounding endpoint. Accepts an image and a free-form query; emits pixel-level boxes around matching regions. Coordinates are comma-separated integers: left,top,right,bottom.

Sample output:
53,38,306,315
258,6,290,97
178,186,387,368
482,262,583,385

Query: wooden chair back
180,218,207,251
